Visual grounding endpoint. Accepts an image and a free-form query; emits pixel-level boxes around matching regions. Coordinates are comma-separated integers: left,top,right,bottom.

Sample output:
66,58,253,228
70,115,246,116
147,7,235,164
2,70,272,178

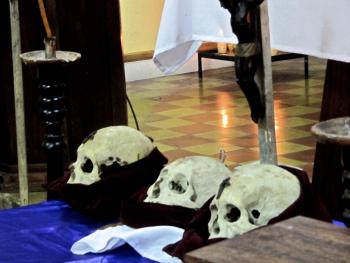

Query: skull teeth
169,181,186,193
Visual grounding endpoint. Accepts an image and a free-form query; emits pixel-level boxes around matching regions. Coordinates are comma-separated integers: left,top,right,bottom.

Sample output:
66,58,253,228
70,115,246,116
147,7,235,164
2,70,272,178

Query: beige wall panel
120,0,164,54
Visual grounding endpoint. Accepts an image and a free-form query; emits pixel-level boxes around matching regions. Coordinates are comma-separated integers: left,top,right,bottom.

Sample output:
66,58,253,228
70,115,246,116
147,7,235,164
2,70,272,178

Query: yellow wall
120,0,164,55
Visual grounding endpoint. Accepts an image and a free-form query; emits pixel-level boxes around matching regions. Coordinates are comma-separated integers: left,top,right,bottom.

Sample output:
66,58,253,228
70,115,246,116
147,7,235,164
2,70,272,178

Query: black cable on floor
126,95,140,131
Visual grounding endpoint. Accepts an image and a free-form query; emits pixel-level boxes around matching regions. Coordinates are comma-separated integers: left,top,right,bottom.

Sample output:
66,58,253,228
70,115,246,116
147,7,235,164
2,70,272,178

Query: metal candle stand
20,39,80,198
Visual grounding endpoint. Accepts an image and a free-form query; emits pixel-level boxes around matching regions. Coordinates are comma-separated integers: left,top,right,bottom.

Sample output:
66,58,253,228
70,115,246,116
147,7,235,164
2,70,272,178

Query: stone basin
311,117,350,146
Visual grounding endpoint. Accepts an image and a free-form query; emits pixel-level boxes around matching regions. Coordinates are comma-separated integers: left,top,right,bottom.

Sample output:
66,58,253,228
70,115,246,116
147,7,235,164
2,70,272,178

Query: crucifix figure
219,0,265,123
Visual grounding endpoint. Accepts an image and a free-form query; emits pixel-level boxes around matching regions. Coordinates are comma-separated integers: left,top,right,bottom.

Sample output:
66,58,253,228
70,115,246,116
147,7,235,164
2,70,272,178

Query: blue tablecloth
0,200,156,263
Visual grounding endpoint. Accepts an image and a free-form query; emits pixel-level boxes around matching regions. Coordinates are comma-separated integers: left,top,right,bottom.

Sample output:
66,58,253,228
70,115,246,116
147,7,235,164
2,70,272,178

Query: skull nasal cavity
225,205,241,222
81,159,93,173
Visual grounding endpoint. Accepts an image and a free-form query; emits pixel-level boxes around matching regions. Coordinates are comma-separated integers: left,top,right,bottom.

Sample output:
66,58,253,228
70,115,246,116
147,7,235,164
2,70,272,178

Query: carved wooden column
312,61,350,222
20,50,80,193
311,117,350,226
0,0,127,181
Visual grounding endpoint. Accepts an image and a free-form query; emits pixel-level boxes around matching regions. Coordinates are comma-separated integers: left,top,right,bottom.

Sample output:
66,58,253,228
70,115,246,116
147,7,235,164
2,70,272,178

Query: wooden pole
9,0,29,206
257,1,277,164
38,0,53,38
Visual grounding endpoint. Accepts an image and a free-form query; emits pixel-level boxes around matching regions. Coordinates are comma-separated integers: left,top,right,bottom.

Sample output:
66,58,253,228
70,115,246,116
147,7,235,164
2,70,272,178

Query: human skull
208,163,301,239
144,156,233,209
68,126,154,185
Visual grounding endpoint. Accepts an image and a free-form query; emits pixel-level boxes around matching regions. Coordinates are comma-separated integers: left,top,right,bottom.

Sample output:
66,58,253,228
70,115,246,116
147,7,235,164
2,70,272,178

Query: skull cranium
144,156,233,209
208,163,301,239
68,126,154,185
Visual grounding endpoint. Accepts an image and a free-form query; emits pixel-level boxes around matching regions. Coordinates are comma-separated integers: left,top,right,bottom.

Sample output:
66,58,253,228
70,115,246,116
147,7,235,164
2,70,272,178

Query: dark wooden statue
219,0,265,123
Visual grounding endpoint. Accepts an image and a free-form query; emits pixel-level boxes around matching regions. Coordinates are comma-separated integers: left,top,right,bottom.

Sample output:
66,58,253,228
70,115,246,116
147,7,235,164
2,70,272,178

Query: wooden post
257,1,277,165
8,0,29,206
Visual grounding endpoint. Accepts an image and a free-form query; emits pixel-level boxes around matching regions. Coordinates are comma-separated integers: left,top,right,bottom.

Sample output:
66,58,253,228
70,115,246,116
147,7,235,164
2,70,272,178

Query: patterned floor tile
153,142,177,152
183,142,242,156
158,108,205,118
225,149,260,163
170,123,217,134
276,117,317,128
159,135,213,148
277,105,320,117
146,129,184,140
147,118,194,129
166,98,211,107
275,127,312,142
194,129,248,141
182,112,223,122
205,117,252,128
277,157,308,167
282,149,318,163
163,149,202,162
124,57,327,181
222,135,260,147
275,142,313,155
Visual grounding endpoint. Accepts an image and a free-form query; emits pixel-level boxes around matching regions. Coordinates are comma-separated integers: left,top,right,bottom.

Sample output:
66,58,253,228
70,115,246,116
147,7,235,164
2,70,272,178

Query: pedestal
20,50,80,197
312,60,350,220
311,117,350,225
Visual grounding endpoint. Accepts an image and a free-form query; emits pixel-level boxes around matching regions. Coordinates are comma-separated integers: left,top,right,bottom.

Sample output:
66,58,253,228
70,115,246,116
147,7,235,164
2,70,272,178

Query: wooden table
197,50,309,79
185,216,350,263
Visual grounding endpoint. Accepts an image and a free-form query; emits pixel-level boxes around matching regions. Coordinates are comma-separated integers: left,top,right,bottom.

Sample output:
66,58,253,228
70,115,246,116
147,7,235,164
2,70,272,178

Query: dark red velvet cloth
120,187,197,229
120,164,330,260
269,165,331,224
163,165,332,260
47,147,167,220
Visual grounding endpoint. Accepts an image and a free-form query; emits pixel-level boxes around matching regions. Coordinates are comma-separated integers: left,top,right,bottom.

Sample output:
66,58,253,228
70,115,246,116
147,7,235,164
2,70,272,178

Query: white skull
144,156,233,209
208,163,301,239
68,126,154,185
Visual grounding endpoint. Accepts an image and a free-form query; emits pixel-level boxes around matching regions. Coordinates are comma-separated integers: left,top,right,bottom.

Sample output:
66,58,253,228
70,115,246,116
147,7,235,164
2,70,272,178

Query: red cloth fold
163,165,331,260
120,187,197,229
164,165,331,260
47,147,168,220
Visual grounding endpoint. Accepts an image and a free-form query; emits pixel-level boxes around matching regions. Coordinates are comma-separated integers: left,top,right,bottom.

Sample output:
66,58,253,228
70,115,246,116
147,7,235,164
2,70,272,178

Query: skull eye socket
225,204,241,222
81,158,93,173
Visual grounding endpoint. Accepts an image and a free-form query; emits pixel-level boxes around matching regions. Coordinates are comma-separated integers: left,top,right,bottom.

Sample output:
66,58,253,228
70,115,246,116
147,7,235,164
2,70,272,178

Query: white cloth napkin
71,225,184,263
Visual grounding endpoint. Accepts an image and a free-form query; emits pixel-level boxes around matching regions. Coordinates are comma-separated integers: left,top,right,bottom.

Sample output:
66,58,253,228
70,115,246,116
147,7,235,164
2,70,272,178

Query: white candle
217,43,227,54
227,43,235,53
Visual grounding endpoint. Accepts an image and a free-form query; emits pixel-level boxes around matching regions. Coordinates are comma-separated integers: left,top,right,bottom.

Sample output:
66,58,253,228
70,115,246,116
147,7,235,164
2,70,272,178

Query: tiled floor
127,57,326,178
5,57,325,206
